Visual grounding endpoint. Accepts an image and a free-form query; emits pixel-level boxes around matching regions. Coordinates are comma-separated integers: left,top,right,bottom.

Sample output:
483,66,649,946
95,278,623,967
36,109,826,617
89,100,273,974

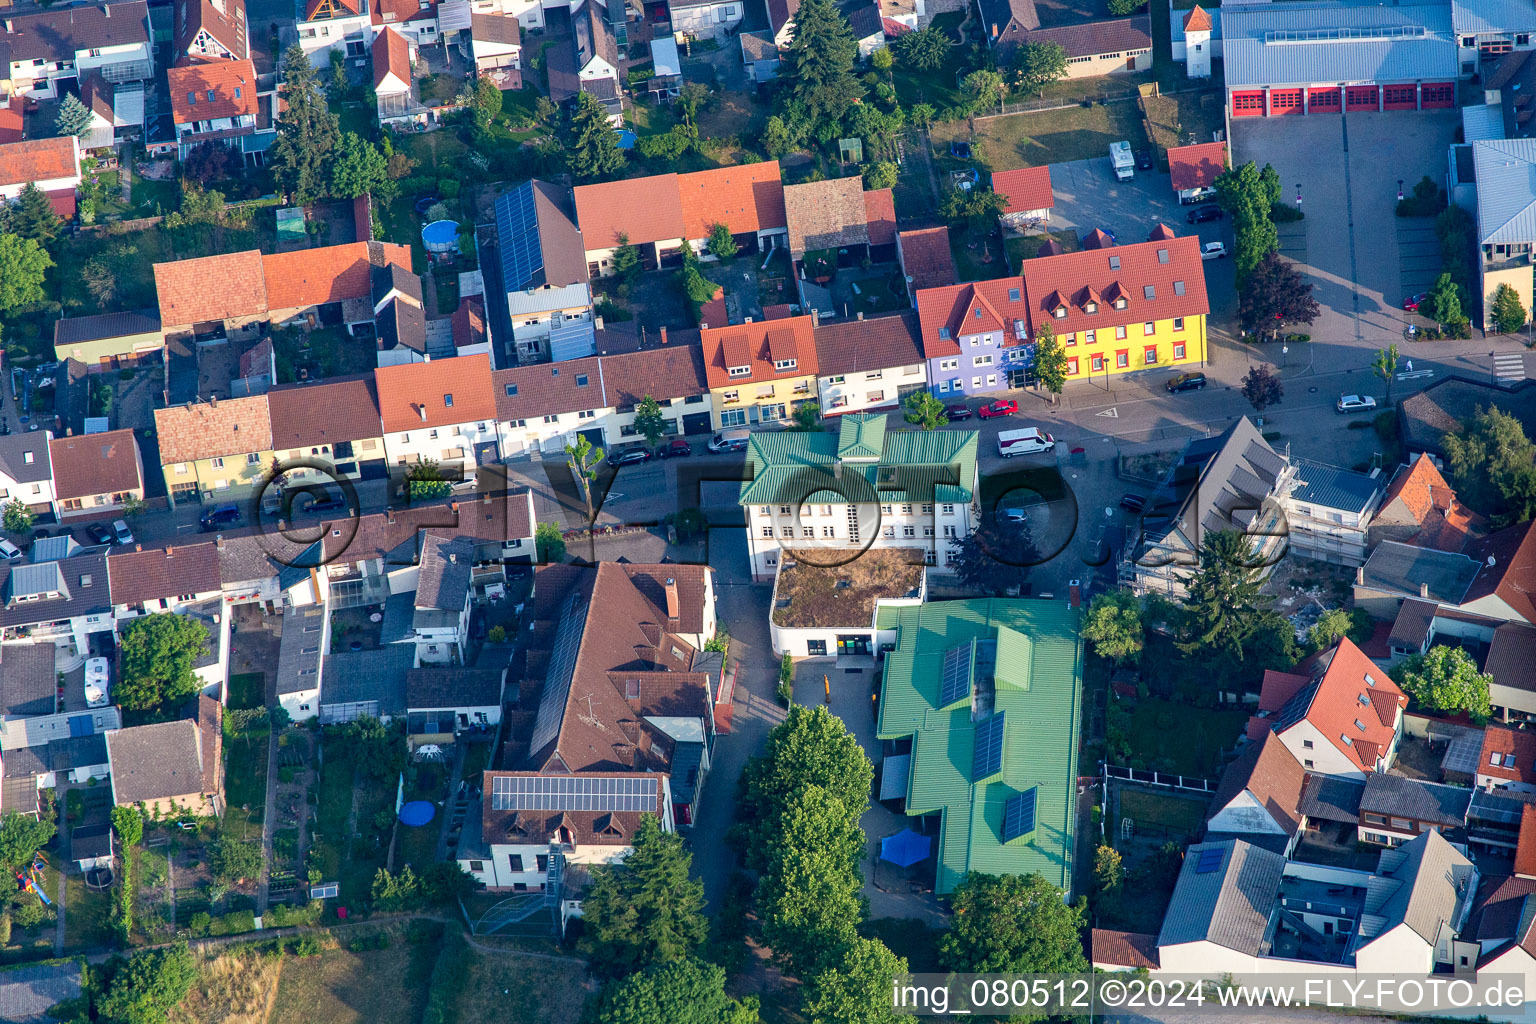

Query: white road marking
1096,407,1119,418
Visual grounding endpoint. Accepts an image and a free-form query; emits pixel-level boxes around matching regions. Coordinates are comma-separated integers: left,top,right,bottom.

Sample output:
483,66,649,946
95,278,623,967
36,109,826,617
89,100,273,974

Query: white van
708,428,751,453
997,428,1055,458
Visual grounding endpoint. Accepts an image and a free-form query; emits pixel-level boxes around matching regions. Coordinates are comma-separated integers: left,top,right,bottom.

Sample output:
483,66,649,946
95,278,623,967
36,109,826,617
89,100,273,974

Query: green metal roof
877,599,1082,896
739,425,979,506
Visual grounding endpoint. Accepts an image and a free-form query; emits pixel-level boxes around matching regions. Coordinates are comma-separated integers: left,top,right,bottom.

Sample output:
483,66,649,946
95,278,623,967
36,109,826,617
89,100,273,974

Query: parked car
85,522,113,545
1135,150,1153,171
976,399,1019,419
1336,394,1378,414
949,140,972,159
707,429,750,453
1165,372,1207,393
608,446,653,467
298,495,348,514
653,438,692,459
0,538,21,561
999,506,1029,524
199,503,242,532
1201,241,1228,260
1119,493,1149,514
1187,205,1223,224
1403,293,1427,313
944,403,973,421
111,519,133,545
997,428,1055,457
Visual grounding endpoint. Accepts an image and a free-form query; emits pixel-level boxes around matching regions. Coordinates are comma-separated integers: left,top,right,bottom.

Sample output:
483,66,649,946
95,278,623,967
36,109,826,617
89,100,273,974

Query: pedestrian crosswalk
1494,353,1528,384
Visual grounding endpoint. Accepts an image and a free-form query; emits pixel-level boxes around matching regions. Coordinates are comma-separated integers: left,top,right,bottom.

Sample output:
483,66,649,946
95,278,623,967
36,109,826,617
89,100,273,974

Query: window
728,365,751,377
543,415,558,424
1085,329,1096,345
1157,248,1169,264
1108,255,1120,270
867,390,884,402
868,370,883,380
938,327,951,339
1143,346,1157,365
1084,301,1098,315
1053,307,1067,319
802,527,814,538
943,525,956,537
1008,288,1020,301
921,504,933,513
576,374,588,387
1173,343,1186,360
1174,281,1186,296
901,503,913,514
246,453,260,465
903,525,916,537
1143,285,1156,299
1091,355,1104,372
509,854,524,871
923,526,934,537
505,383,518,396
444,393,454,407
939,358,959,371
1115,325,1127,340
429,429,439,440
1173,316,1185,330
974,354,993,366
1113,297,1127,310
822,526,835,537
773,358,797,370
1304,759,1314,768
986,374,996,386
937,380,949,393
761,526,773,538
971,377,982,389
1115,350,1128,369
1143,321,1155,336
942,504,954,514
780,506,792,515
1066,357,1079,375
780,527,793,538
21,452,32,464
884,525,896,539
1063,333,1075,346
211,457,225,469
969,336,980,347
881,504,893,514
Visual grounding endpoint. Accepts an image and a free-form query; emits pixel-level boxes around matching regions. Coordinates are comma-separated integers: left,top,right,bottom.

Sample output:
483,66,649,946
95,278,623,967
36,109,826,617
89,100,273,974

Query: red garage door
1308,87,1341,112
1345,85,1380,111
1231,91,1265,117
1270,88,1304,115
1421,82,1454,108
1383,84,1418,110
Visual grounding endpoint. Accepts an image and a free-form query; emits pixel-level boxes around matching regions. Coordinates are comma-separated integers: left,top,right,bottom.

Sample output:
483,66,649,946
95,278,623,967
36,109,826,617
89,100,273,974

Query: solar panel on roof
972,711,1005,781
939,644,971,707
490,774,659,812
495,183,545,291
1194,847,1224,874
527,590,589,756
1002,788,1036,842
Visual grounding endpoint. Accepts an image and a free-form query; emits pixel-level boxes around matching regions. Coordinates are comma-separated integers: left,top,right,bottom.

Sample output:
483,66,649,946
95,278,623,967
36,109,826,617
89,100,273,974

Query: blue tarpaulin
879,829,932,867
399,800,436,827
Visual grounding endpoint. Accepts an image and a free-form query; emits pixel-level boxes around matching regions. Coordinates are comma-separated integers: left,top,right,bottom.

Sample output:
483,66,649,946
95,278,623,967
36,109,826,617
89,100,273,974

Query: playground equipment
15,853,51,906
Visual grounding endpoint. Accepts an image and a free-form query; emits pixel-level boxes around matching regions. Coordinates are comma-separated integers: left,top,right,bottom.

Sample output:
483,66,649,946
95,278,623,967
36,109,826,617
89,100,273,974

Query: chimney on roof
1069,580,1081,609
664,576,679,626
210,396,217,407
385,508,395,523
1356,566,1364,585
659,326,668,346
810,308,820,327
991,21,998,37
214,534,224,549
449,552,457,563
417,405,428,422
857,312,864,321
595,315,605,331
1420,582,1430,598
134,543,142,552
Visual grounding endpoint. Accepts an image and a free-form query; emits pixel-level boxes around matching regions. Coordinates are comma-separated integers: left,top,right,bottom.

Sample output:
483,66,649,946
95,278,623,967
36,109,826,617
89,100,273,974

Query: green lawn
950,229,1010,283
227,673,265,711
1143,88,1227,155
331,98,379,140
129,168,180,215
1006,228,1082,270
1123,698,1247,777
63,873,116,950
1118,787,1210,835
931,101,1150,171
224,728,269,832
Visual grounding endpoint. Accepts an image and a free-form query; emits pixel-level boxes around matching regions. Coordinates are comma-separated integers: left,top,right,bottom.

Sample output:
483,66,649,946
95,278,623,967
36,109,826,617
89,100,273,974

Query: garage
1345,86,1379,112
1269,88,1303,115
1421,82,1455,108
682,412,713,435
1382,84,1418,111
1308,87,1341,112
1231,91,1265,117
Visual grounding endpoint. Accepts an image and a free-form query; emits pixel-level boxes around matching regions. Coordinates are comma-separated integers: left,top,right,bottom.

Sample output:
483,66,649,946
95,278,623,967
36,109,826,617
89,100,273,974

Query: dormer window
1053,307,1066,319
1493,752,1505,766
207,90,216,101
773,358,797,371
728,364,751,377
1108,256,1120,270
1113,297,1126,310
1511,754,1519,769
1084,302,1097,314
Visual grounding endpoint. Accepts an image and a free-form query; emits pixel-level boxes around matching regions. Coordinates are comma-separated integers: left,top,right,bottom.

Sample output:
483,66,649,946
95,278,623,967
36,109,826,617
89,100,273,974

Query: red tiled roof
266,374,383,449
176,0,249,59
1462,521,1536,627
914,278,1029,358
1209,732,1306,836
864,187,897,246
700,315,818,388
1090,930,1159,969
1376,454,1487,550
602,345,710,410
1517,805,1536,878
813,311,923,377
573,174,686,249
48,429,142,500
262,241,410,311
1482,725,1536,786
304,0,362,20
451,295,487,350
46,189,76,221
153,250,268,327
1183,5,1212,32
991,166,1053,213
374,353,496,432
1167,142,1227,192
0,136,78,188
676,161,786,241
168,59,258,124
898,228,956,292
0,99,23,144
153,395,273,464
1019,234,1209,338
108,542,221,606
372,0,437,26
372,27,413,89
1284,638,1406,773
493,357,604,423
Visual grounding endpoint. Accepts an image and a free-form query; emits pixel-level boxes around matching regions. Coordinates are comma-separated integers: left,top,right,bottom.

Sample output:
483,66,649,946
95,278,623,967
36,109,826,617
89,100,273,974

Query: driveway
246,0,296,75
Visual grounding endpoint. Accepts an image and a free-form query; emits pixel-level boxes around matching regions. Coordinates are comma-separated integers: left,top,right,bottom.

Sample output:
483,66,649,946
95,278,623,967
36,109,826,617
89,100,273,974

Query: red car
1403,293,1427,313
944,403,972,421
976,400,1019,419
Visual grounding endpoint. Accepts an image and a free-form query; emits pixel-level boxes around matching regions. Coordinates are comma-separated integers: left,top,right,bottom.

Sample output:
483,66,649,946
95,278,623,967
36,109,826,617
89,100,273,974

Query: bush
265,901,322,928
673,507,707,541
487,625,507,644
349,930,391,951
1270,201,1304,222
776,653,793,705
1395,176,1447,218
290,934,322,957
209,910,256,936
188,912,212,937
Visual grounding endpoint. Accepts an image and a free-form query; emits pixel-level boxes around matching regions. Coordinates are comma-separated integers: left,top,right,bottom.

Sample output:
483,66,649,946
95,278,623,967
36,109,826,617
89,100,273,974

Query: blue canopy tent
879,829,932,868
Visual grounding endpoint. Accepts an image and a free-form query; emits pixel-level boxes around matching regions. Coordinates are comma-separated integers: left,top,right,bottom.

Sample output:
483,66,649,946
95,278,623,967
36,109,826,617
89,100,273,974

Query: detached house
374,353,501,471
105,699,224,817
740,413,979,579
1368,453,1486,550
153,396,275,506
0,553,114,650
701,315,819,429
372,27,422,125
166,58,258,161
48,430,145,520
0,436,54,521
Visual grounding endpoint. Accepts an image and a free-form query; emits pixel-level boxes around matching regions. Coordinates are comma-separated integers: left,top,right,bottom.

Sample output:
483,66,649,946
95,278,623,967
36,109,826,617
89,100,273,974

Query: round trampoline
421,220,458,254
399,800,436,827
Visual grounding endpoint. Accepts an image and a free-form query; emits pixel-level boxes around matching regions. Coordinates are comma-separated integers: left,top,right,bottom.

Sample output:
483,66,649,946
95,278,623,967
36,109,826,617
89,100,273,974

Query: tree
1238,251,1319,340
54,93,94,138
329,131,388,199
870,44,893,72
474,75,503,122
610,232,642,291
1093,845,1124,918
793,401,821,430
81,254,119,305
565,433,605,523
594,959,758,1024
182,141,240,184
757,785,866,977
1176,529,1272,662
2,498,33,533
960,69,1005,115
862,160,898,190
1033,320,1068,403
117,613,210,716
209,826,264,885
10,184,62,246
271,43,342,204
706,222,739,261
0,813,55,871
1372,343,1399,405
950,518,1040,597
804,937,908,1024
97,944,199,1024
1107,0,1145,12
1214,161,1279,284
903,391,948,430
1240,364,1283,419
1398,645,1493,721
1493,282,1529,334
579,815,708,976
1307,607,1355,652
680,244,720,324
535,521,566,563
339,714,404,780
736,704,873,872
940,872,1089,975
1443,405,1536,522
940,187,1009,237
111,806,144,849
781,0,861,127
1082,591,1143,665
1426,270,1466,329
1010,40,1069,96
565,91,625,181
633,395,668,447
908,102,935,129
0,233,51,313
405,457,452,500
893,25,951,71
761,114,794,158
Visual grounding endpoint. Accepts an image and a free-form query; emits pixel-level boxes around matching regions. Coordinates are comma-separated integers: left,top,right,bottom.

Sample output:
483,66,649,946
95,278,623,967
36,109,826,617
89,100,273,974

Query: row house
459,562,718,905
373,262,433,364
0,435,54,521
490,180,594,365
165,58,258,161
0,553,114,651
372,0,442,45
811,311,927,416
491,343,713,457
915,277,1033,400
739,413,980,580
0,137,81,216
374,353,502,472
1356,772,1470,848
0,2,154,103
106,542,228,694
48,430,146,521
153,395,275,507
266,375,389,486
701,315,818,429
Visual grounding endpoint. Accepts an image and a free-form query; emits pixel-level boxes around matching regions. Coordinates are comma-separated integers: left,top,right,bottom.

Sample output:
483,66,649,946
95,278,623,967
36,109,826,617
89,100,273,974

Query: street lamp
1397,179,1405,202
1295,183,1302,209
1282,344,1289,367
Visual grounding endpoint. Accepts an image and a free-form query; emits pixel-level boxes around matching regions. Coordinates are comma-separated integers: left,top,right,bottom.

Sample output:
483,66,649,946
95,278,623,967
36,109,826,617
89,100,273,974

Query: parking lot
1231,110,1459,367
